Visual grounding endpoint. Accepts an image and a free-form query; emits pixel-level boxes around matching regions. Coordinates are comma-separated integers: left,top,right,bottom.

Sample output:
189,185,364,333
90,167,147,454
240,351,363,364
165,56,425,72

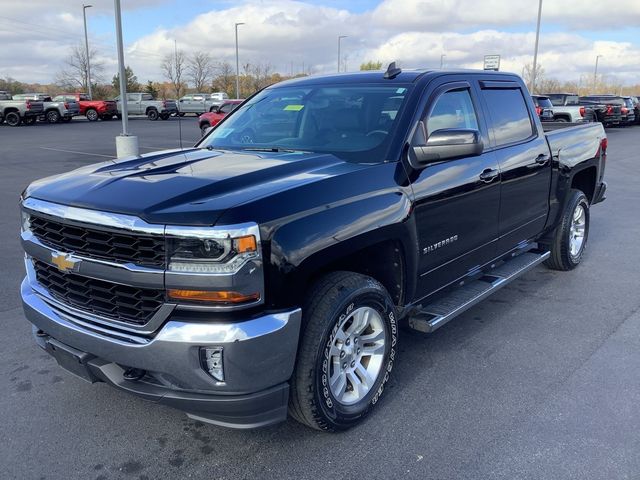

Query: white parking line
38,146,114,158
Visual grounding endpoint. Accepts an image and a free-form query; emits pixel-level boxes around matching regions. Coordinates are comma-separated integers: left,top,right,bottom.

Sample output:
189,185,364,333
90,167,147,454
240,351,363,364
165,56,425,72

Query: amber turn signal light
235,235,257,253
167,289,260,304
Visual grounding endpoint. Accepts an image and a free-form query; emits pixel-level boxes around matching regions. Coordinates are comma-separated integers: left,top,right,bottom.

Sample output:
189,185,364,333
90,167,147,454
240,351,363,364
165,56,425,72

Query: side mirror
410,128,483,166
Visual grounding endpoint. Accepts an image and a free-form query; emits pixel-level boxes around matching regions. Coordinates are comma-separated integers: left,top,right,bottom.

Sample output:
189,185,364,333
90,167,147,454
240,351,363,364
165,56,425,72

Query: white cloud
1,0,639,86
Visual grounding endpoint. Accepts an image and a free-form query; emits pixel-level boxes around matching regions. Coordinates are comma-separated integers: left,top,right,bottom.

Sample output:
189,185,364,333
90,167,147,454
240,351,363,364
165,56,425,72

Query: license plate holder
46,339,98,383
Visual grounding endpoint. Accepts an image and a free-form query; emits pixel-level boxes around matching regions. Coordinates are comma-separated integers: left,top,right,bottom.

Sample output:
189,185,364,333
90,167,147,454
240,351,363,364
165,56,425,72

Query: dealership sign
483,55,500,71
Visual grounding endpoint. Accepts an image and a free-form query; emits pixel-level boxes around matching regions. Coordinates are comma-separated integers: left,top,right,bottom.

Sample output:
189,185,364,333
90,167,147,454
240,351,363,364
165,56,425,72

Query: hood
25,148,370,225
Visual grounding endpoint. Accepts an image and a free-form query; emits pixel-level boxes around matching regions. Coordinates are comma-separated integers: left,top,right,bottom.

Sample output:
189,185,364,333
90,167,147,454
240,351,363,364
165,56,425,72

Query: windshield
199,84,411,162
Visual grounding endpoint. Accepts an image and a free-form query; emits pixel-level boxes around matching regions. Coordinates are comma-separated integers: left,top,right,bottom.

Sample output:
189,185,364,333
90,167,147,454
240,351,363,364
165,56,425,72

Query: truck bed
544,122,606,168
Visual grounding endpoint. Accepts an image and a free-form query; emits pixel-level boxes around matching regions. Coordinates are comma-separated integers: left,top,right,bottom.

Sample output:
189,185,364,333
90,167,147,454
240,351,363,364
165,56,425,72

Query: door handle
535,154,550,165
479,168,499,183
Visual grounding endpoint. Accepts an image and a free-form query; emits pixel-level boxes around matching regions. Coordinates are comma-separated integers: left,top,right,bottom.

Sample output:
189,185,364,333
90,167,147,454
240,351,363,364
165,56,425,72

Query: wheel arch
571,166,597,204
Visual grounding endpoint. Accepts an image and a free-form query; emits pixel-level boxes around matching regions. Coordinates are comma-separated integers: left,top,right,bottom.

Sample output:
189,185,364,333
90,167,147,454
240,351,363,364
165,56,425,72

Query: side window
142,94,153,101
482,88,534,146
193,95,204,101
219,103,234,113
127,94,138,101
426,89,479,136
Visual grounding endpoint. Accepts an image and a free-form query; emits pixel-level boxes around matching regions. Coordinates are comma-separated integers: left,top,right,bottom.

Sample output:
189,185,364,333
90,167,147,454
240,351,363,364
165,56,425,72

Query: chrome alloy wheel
328,306,386,405
569,204,586,257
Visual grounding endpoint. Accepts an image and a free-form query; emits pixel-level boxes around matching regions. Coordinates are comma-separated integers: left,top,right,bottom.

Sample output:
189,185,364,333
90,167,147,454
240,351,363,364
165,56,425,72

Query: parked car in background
13,93,80,124
0,98,44,126
53,93,118,122
630,96,640,125
544,92,594,123
197,99,243,135
178,92,230,116
0,90,11,100
621,97,637,125
579,96,623,127
114,93,178,120
531,95,554,122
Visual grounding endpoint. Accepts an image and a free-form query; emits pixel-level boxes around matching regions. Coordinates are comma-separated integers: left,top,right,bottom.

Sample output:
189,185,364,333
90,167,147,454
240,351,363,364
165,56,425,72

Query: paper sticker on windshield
214,128,233,138
284,104,304,111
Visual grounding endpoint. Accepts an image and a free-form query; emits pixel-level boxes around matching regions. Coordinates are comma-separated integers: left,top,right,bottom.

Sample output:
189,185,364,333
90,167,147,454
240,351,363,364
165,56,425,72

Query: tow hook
123,368,146,381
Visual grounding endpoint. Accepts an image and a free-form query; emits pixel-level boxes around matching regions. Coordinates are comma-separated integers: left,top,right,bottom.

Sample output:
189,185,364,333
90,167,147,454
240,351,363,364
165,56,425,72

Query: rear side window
482,88,534,146
142,94,153,101
426,89,479,136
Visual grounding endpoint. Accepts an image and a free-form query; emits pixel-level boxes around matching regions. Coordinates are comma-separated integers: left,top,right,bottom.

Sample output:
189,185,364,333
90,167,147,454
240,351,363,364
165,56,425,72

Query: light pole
440,54,446,69
113,0,138,157
530,0,543,94
337,35,348,72
82,4,93,99
593,55,603,93
235,22,244,99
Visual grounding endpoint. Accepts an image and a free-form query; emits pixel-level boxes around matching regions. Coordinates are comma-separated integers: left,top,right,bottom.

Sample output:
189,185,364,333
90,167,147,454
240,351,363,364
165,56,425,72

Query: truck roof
273,68,517,88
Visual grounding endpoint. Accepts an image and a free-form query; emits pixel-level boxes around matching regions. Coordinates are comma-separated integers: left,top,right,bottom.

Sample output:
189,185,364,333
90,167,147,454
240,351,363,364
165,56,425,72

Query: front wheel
544,189,590,271
86,109,99,122
289,272,398,431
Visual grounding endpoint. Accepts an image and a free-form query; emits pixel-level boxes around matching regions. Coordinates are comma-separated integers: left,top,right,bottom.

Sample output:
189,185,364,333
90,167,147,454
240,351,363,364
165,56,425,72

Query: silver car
178,92,229,115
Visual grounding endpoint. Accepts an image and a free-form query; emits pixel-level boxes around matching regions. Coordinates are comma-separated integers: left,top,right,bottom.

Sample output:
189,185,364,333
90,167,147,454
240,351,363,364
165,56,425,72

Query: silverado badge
51,252,80,273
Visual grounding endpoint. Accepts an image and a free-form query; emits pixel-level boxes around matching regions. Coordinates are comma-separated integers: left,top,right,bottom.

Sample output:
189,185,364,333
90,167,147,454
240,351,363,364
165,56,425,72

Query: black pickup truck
20,67,607,431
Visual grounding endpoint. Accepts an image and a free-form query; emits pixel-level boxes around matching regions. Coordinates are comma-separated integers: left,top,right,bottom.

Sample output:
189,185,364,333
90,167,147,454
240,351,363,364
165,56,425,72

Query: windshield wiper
241,146,310,153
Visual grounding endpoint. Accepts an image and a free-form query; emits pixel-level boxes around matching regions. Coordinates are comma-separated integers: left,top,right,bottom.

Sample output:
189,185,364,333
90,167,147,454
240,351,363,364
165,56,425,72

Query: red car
198,99,243,135
53,93,118,122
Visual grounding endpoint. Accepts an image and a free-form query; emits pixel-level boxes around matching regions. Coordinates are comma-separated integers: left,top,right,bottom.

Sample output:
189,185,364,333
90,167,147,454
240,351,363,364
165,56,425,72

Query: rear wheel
46,110,60,123
289,272,398,431
147,109,159,121
5,111,21,126
544,189,590,271
86,108,98,122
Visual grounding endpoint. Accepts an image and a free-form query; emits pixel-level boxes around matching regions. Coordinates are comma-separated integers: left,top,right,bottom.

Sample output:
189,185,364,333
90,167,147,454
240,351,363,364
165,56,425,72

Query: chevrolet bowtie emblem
51,252,80,273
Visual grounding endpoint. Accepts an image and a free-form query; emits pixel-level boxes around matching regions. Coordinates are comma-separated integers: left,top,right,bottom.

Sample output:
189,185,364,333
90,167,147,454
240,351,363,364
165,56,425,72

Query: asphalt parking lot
1,117,639,479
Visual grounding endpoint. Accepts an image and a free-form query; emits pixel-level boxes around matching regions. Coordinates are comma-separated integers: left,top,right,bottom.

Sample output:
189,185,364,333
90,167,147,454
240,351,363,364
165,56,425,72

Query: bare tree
212,61,235,97
56,44,104,92
187,51,215,92
522,63,545,93
161,49,186,97
250,63,274,93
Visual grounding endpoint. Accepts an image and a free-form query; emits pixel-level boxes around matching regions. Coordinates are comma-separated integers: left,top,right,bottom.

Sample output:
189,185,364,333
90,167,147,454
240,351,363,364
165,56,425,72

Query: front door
127,94,141,115
409,81,501,299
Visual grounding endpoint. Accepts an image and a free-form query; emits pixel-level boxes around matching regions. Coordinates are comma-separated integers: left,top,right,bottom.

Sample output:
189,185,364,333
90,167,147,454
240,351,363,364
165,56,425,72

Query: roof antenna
384,61,402,79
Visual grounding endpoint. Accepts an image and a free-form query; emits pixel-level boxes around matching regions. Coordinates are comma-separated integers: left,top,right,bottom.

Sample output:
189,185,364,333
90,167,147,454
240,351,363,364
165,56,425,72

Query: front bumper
21,278,302,428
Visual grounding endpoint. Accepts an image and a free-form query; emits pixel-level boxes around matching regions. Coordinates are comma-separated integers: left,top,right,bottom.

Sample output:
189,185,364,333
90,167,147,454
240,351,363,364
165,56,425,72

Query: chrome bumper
21,277,301,395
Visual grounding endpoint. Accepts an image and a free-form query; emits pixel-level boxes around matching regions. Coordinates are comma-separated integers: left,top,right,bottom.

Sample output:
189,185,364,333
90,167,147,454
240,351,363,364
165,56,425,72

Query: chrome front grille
30,214,166,267
33,260,164,325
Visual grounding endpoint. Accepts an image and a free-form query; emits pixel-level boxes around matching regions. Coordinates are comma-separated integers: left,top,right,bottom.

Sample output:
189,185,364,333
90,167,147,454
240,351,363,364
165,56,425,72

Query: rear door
192,95,206,113
479,81,551,253
409,79,501,298
127,93,141,114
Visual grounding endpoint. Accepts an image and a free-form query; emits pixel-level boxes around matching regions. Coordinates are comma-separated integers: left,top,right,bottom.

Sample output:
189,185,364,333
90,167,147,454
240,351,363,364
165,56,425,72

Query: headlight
167,234,258,273
165,224,264,307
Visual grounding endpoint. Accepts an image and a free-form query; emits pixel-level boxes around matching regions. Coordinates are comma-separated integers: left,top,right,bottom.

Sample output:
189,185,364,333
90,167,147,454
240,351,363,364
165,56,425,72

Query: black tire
554,117,568,123
23,116,37,125
0,112,4,124
178,112,185,117
289,271,398,431
5,111,21,127
200,123,210,136
160,113,170,120
147,109,159,121
86,108,99,122
543,189,590,271
46,110,60,124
